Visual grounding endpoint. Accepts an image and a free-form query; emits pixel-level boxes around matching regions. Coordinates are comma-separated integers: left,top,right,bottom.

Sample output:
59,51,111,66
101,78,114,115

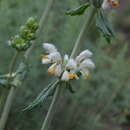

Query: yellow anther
40,55,48,59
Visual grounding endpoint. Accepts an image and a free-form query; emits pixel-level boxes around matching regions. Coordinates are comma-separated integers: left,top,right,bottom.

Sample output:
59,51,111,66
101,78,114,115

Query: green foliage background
0,0,130,130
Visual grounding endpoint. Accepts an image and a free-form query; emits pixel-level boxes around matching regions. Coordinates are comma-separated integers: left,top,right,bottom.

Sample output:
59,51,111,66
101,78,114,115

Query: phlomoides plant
0,0,120,130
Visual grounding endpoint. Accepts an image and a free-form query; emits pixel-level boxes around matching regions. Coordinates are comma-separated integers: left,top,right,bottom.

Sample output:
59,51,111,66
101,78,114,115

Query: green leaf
23,80,59,111
96,10,114,43
65,3,90,16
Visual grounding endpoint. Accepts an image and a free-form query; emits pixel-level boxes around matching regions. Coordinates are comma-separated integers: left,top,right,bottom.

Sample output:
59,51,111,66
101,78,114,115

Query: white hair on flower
64,54,69,64
48,52,62,63
42,58,51,64
54,64,62,76
79,59,95,70
61,71,69,81
66,58,77,71
76,49,93,63
43,43,57,53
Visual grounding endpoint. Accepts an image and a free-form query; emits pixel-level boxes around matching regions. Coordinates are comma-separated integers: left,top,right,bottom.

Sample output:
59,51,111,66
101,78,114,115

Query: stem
70,7,97,58
8,51,19,77
40,7,97,130
0,87,16,130
0,0,55,129
0,51,19,130
41,85,60,130
25,0,55,59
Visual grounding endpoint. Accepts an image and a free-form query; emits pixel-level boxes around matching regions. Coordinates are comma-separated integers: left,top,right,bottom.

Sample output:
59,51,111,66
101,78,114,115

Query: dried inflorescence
41,43,95,82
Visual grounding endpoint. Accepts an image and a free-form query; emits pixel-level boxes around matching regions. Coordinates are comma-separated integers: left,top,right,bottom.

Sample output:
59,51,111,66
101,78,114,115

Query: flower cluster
41,43,95,82
9,17,38,51
102,0,120,10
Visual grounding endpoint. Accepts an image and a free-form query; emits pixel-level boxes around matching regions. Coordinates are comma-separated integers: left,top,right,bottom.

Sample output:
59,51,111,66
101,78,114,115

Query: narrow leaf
65,3,90,16
96,10,114,43
23,80,59,111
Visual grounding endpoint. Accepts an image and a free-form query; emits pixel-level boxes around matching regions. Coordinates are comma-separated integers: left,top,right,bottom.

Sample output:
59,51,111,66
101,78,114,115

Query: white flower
76,50,93,63
102,0,120,10
79,59,95,70
48,52,62,63
61,71,69,81
54,64,62,76
66,59,77,71
63,54,69,64
42,58,51,64
47,63,62,76
41,43,95,81
61,70,78,81
47,63,57,75
102,0,110,9
41,52,62,64
43,43,57,53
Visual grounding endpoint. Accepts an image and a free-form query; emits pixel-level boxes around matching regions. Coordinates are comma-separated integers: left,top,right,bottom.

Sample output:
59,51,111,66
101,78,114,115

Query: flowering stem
0,51,19,130
40,81,60,130
59,7,97,130
0,0,55,129
40,6,97,130
9,51,19,76
70,7,97,58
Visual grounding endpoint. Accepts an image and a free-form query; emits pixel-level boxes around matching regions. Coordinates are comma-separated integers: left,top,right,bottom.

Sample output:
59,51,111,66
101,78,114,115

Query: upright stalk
71,7,97,58
0,51,19,115
40,7,97,130
8,51,19,77
25,0,55,58
0,51,19,130
41,82,60,130
0,0,55,129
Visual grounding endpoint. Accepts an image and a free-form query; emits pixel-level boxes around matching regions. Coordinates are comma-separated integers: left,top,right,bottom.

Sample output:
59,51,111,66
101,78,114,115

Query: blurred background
0,0,130,130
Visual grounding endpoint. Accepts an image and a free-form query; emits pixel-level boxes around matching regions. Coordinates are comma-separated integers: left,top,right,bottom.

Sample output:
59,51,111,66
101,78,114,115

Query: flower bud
10,35,31,51
25,17,38,32
20,26,35,41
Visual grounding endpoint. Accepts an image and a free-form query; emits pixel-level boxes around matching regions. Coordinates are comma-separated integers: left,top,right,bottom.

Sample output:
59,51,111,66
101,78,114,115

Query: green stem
0,51,19,130
40,6,97,130
0,0,55,129
70,7,97,58
25,0,55,59
41,84,60,130
0,87,16,130
8,51,19,78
